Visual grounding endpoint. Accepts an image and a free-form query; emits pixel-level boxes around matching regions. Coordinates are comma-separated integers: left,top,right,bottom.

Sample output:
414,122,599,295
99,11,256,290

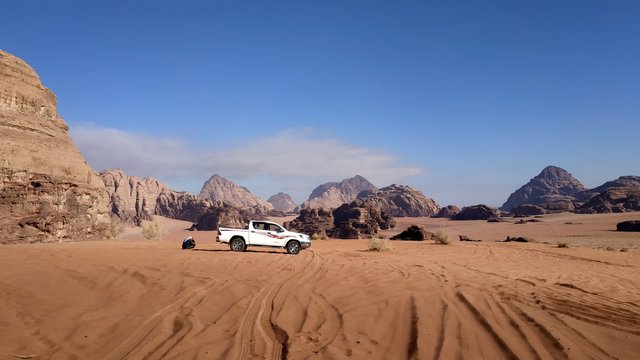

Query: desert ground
1,213,639,359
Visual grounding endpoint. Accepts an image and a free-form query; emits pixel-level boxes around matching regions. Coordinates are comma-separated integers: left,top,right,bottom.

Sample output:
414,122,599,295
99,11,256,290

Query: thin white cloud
70,125,425,200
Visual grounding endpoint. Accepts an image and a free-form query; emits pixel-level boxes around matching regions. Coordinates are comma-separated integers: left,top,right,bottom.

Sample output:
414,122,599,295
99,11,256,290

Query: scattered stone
503,236,534,243
459,235,481,242
390,225,434,241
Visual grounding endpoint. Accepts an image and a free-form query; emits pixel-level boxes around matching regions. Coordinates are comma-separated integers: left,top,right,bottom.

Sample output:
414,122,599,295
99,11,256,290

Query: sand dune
1,213,639,359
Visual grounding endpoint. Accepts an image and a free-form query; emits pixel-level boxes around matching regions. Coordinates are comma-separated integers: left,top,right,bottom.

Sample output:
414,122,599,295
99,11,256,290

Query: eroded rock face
511,204,546,217
301,175,377,210
191,204,251,231
501,166,587,211
267,192,297,213
358,184,439,217
328,199,395,239
0,50,110,243
284,208,334,238
577,187,640,214
101,169,210,225
452,204,500,220
197,174,273,214
433,205,460,218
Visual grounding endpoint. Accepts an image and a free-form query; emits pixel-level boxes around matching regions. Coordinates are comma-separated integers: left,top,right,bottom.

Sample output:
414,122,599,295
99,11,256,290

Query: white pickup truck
217,220,311,255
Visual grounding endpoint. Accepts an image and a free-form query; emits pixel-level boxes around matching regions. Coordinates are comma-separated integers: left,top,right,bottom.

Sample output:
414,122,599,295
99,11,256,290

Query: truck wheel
286,240,301,255
230,237,246,252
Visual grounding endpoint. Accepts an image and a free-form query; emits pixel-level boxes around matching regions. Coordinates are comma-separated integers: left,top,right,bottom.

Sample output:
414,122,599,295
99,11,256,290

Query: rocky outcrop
301,175,377,210
101,169,210,225
191,204,251,231
616,220,640,232
433,205,460,218
501,166,587,211
267,192,297,213
580,176,640,201
0,50,110,243
197,174,273,213
328,199,395,239
452,204,500,220
284,208,334,238
511,204,546,217
357,184,439,217
577,187,640,214
390,225,434,241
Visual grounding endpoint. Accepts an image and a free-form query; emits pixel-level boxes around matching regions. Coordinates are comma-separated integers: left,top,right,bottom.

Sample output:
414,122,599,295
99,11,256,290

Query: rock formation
284,208,334,238
511,204,546,217
300,175,377,210
452,204,500,220
197,174,273,213
390,225,434,241
328,199,395,239
616,220,640,232
267,192,297,213
0,50,110,243
433,205,460,218
357,184,440,217
501,166,587,211
191,204,251,231
577,187,640,214
101,169,210,225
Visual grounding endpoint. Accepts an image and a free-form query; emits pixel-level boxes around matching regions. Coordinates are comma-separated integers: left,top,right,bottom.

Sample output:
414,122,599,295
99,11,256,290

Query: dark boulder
616,220,640,232
390,225,433,241
284,208,334,238
328,199,395,239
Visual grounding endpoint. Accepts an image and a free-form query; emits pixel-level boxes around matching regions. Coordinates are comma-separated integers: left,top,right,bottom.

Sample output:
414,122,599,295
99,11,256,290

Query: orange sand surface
1,213,639,359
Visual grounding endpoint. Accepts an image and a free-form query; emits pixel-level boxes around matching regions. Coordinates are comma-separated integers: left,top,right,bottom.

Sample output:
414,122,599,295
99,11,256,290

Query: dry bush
368,237,392,252
142,221,164,240
557,241,570,248
311,232,325,241
434,230,450,245
105,221,122,240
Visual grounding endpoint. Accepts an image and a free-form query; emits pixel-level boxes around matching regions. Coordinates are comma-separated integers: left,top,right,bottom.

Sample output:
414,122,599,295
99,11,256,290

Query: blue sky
2,0,639,206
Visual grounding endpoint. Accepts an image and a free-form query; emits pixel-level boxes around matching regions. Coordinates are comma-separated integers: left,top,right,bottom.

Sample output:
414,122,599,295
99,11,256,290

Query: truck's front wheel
286,240,301,255
230,237,246,252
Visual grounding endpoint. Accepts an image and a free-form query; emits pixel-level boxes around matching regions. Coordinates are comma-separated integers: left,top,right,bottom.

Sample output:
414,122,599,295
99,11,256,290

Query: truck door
249,222,272,246
264,223,287,247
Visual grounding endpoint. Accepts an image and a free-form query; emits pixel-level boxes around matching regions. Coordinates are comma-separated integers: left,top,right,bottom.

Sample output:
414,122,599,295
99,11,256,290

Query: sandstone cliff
197,174,273,213
301,175,377,210
0,50,110,243
357,184,440,217
101,169,210,224
501,166,587,211
267,192,297,213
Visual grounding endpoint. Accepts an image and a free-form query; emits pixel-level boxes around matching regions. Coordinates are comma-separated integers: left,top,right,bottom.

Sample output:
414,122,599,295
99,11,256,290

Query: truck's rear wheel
230,237,246,252
286,240,301,255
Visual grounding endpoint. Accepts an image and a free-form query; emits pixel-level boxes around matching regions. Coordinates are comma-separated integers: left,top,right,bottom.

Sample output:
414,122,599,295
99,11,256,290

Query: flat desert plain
1,213,639,359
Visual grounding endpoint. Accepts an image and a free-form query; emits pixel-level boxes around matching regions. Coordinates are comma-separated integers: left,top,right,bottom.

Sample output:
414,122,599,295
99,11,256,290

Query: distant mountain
101,169,210,224
267,192,297,213
577,176,640,214
357,184,440,217
501,166,587,211
301,175,378,210
197,174,273,213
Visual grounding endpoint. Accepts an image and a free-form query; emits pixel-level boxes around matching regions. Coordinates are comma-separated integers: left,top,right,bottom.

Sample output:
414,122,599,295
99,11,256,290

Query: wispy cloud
70,125,425,200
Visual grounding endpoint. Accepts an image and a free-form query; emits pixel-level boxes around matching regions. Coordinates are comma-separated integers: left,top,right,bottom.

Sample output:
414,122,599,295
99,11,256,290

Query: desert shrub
557,241,569,248
105,221,122,240
605,246,615,251
368,237,392,252
434,230,450,245
142,221,164,240
620,248,629,252
311,232,325,241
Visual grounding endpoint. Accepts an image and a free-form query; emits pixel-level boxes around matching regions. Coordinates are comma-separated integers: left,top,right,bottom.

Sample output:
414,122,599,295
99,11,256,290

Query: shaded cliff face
0,50,110,243
501,166,586,211
301,175,378,210
101,169,210,224
357,184,440,217
197,174,273,213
